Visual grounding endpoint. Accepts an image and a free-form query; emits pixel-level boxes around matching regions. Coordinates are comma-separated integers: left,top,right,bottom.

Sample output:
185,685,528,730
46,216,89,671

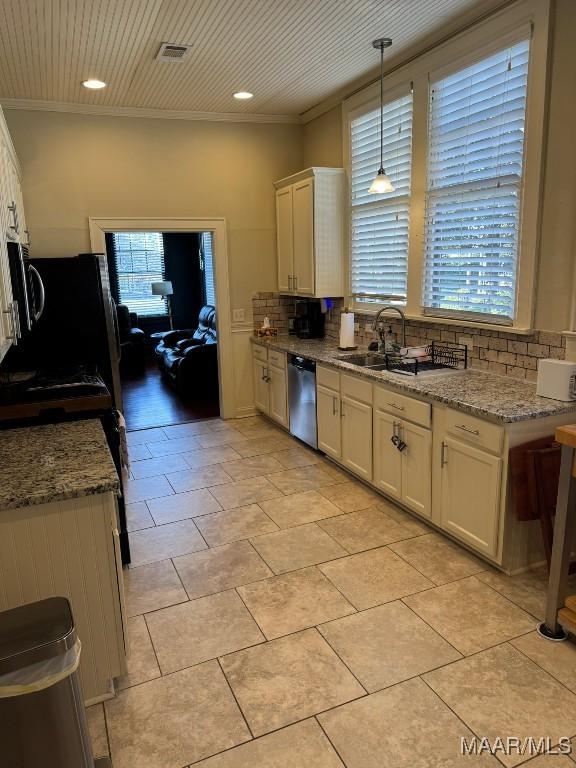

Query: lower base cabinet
269,363,288,428
439,436,502,557
341,395,372,482
253,358,269,413
317,383,341,458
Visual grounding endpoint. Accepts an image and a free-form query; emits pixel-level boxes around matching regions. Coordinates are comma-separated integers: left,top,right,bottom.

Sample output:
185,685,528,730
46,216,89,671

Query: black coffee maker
293,299,325,339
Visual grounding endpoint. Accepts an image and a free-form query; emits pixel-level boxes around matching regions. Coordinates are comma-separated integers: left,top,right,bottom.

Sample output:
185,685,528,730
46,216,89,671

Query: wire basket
385,341,468,376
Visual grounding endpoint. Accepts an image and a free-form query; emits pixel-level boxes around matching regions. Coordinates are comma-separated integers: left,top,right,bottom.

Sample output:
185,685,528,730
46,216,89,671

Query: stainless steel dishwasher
287,354,318,449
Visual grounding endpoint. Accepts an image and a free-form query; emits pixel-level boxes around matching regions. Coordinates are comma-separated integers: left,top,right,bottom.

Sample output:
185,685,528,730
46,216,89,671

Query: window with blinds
112,231,168,316
350,91,413,304
201,232,216,306
423,38,530,323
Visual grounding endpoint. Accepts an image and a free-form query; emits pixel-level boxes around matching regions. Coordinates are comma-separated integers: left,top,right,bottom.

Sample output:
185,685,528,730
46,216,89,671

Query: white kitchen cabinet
274,167,345,298
252,345,288,428
439,435,502,557
317,383,341,459
341,395,372,482
373,408,402,501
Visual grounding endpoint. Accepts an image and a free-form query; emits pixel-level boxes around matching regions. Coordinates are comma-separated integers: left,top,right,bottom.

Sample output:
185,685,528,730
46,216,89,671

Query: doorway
89,217,234,427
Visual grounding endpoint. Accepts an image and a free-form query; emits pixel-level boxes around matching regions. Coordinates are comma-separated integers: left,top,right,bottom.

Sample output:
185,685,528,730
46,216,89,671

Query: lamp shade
151,280,173,297
368,169,395,194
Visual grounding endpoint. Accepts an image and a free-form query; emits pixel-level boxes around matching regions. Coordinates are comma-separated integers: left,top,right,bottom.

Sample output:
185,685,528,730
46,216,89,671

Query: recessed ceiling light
82,79,107,90
233,91,253,100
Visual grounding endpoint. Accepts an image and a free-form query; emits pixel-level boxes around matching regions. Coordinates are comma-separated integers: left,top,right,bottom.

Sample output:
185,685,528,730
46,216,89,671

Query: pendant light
369,37,394,194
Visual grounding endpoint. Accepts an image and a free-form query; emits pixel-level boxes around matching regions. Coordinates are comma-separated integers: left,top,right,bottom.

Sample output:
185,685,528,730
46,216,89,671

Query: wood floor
122,361,219,431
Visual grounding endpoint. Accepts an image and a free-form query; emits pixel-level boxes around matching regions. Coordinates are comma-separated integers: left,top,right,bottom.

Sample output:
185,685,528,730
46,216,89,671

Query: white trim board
89,217,237,420
1,98,301,125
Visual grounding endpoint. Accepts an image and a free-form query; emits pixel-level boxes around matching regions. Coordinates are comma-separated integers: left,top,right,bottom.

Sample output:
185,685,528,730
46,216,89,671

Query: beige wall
4,109,303,314
301,0,576,333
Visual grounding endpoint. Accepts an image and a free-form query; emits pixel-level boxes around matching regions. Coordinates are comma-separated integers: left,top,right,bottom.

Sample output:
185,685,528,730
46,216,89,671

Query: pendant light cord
379,43,384,171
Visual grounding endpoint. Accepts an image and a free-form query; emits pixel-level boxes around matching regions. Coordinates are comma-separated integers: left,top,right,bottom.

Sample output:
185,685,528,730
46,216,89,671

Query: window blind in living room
112,231,168,316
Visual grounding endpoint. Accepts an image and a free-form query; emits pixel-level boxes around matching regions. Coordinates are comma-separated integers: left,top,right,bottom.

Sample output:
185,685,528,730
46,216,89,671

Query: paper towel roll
339,312,355,349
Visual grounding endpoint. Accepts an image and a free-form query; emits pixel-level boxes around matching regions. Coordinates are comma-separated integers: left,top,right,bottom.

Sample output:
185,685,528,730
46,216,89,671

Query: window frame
111,231,169,317
342,0,549,332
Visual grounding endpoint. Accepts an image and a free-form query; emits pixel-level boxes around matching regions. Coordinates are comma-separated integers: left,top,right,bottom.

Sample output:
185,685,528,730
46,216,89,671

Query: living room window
111,231,168,316
350,90,413,305
201,232,216,306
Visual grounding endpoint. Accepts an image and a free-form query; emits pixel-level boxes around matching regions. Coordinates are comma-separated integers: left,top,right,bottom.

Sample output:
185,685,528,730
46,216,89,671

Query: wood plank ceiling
0,0,489,117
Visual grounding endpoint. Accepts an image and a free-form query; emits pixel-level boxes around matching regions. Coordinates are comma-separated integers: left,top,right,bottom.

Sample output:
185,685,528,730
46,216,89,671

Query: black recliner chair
154,305,218,396
116,304,146,372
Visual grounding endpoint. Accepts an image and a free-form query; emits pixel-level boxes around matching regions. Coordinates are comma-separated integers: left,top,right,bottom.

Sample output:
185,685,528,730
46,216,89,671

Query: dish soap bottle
384,325,400,354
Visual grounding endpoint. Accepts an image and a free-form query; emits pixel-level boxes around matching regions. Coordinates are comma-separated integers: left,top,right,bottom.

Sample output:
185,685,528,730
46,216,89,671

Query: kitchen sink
338,353,387,367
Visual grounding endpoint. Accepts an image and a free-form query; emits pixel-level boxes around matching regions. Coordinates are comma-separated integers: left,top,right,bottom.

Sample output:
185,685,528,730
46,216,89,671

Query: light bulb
369,170,395,194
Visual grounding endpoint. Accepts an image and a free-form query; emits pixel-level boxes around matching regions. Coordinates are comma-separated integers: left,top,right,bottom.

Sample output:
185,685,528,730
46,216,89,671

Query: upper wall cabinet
274,167,345,298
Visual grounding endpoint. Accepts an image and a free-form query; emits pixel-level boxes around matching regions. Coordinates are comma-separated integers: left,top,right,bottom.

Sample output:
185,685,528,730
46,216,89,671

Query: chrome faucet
372,306,406,350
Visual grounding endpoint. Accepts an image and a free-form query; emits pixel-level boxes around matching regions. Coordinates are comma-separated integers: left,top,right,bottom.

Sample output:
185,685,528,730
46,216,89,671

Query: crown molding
0,97,302,125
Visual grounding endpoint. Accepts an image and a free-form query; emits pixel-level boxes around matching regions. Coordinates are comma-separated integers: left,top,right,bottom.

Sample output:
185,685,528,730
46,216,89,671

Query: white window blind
423,38,530,323
201,232,216,306
112,231,168,316
350,91,413,303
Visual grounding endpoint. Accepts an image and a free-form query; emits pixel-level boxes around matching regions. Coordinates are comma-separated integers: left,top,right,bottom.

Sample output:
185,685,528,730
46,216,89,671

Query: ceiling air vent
156,43,192,62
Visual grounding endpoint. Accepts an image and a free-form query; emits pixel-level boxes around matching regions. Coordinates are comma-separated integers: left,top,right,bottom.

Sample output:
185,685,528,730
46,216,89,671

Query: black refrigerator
0,254,130,564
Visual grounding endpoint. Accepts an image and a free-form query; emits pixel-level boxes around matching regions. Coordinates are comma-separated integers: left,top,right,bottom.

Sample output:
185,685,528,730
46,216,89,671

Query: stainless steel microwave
6,241,45,338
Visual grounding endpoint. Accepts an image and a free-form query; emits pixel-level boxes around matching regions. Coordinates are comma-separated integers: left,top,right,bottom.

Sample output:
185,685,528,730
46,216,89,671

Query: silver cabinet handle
7,201,19,235
3,303,17,344
455,424,480,436
341,401,345,417
332,396,338,415
392,421,399,438
293,275,298,291
12,300,20,338
24,229,30,246
441,442,448,467
288,275,292,290
387,402,405,411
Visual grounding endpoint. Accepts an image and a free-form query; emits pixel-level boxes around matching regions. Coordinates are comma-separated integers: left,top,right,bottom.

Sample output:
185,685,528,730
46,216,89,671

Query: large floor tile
318,600,461,691
238,566,355,639
116,615,161,690
105,660,250,768
195,504,279,546
196,429,250,448
404,576,536,655
522,756,575,767
511,632,576,693
128,443,152,461
236,423,286,441
319,507,417,553
221,454,285,480
424,644,576,768
192,718,344,767
124,559,188,617
320,547,433,610
173,539,272,599
319,481,382,512
126,501,155,532
128,519,207,566
146,487,221,525
124,475,174,504
126,427,167,446
147,434,204,457
373,501,432,535
129,453,189,479
146,589,264,673
267,465,341,494
259,490,341,528
271,447,324,470
163,419,233,439
476,566,549,620
165,464,232,493
233,434,295,458
389,533,487,585
220,628,365,736
86,703,109,758
318,676,500,768
183,445,242,469
250,522,347,574
209,476,283,510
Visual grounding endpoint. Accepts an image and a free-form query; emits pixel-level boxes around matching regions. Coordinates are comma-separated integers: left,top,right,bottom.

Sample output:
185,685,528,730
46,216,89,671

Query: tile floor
86,415,576,768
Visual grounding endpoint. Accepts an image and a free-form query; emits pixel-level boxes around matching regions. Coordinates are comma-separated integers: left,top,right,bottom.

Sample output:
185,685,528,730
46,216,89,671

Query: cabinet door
401,421,432,518
440,436,502,557
317,384,341,459
269,364,288,428
341,396,372,482
275,186,293,294
373,408,402,501
0,147,14,362
292,178,315,296
253,359,270,414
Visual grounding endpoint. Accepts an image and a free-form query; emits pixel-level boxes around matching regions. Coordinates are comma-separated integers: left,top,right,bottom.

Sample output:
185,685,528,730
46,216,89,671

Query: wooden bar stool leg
540,444,576,639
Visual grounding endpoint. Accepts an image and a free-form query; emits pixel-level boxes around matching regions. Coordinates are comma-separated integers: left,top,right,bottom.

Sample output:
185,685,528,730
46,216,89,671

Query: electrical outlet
459,335,474,354
232,308,245,323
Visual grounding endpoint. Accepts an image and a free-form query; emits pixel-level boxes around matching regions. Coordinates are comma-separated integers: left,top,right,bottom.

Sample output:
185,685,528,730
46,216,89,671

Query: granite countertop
252,335,576,424
0,419,119,510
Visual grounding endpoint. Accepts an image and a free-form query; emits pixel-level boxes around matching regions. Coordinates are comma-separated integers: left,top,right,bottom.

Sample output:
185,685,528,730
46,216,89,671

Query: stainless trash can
0,597,110,767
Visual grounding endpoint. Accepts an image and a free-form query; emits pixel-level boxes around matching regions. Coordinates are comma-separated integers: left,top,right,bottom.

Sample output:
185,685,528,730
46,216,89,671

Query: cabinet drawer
444,408,503,455
268,350,286,370
373,386,431,428
317,365,340,392
341,373,372,405
252,344,268,363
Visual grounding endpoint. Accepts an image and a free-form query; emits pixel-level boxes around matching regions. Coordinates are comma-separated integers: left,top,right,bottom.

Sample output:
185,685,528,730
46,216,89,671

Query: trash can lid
0,598,77,674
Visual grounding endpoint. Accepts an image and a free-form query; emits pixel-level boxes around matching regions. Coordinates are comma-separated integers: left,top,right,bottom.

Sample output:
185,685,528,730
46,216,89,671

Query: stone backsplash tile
251,292,566,377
